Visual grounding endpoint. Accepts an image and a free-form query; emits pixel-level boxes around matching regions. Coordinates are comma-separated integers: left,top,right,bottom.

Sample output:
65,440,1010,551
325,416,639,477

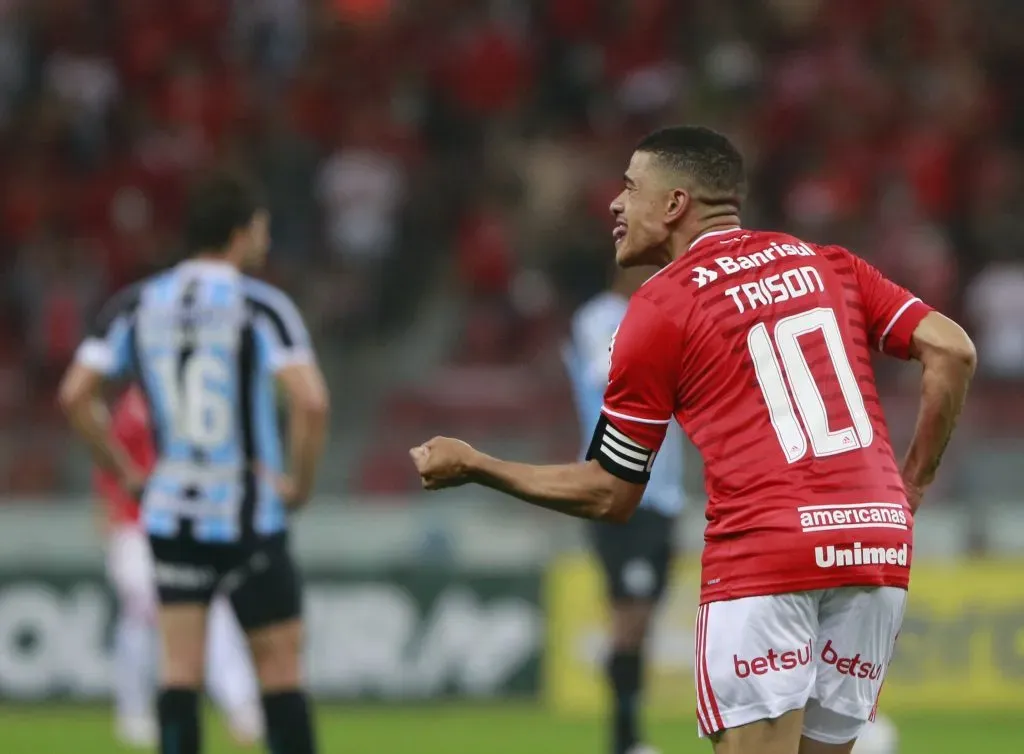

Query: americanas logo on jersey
798,503,908,533
815,542,909,569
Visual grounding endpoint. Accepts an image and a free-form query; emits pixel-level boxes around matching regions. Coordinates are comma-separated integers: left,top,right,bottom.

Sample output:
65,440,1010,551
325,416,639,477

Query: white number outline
748,307,873,463
153,354,233,449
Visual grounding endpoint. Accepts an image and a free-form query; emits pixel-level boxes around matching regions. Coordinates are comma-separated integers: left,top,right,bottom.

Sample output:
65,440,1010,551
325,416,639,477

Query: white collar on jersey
178,258,241,277
688,227,744,251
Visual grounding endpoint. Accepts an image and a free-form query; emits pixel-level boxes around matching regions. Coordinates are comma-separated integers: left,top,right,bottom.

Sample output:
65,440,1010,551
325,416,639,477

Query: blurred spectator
11,226,106,388
0,1,30,129
248,109,322,271
316,105,409,332
965,262,1024,380
317,109,406,263
231,0,307,80
43,24,119,165
0,0,1021,495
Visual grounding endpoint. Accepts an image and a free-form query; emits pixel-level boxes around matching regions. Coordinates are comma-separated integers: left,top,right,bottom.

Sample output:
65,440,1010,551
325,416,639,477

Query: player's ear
665,188,690,223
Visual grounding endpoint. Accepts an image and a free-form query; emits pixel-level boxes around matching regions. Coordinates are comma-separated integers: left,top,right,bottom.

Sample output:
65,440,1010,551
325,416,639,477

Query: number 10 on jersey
748,307,873,462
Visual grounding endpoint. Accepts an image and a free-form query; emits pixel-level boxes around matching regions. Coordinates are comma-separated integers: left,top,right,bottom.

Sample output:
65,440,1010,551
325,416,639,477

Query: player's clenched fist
409,436,477,490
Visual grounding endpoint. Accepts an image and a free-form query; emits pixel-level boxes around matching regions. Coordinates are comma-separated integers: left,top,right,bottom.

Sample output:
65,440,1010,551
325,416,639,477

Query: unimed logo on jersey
798,503,908,533
815,542,909,569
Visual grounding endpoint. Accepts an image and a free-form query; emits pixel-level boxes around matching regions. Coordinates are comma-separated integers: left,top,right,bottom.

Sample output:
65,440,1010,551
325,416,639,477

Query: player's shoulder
727,228,830,260
91,274,164,331
104,277,152,311
687,227,857,283
241,276,310,343
625,259,693,325
241,275,298,310
738,229,857,263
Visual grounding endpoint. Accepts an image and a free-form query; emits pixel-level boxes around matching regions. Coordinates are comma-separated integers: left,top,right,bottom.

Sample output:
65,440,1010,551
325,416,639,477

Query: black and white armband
586,414,656,484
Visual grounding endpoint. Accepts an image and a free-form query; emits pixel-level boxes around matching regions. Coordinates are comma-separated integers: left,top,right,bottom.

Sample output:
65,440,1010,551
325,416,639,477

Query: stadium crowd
0,0,1021,496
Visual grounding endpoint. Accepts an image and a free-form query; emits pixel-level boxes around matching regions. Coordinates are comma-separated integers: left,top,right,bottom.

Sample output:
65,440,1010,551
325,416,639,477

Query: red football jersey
592,228,932,603
93,386,156,526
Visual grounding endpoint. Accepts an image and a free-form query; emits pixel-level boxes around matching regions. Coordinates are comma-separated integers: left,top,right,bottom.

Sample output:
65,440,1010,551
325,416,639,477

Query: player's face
609,151,675,268
241,210,271,270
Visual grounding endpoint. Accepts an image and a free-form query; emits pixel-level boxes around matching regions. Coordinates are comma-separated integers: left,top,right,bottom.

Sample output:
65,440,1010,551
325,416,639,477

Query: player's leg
800,586,907,754
155,603,209,754
205,594,264,746
227,536,317,754
709,709,806,754
108,525,159,747
592,510,674,754
697,592,820,754
609,601,655,754
150,536,218,754
799,704,901,754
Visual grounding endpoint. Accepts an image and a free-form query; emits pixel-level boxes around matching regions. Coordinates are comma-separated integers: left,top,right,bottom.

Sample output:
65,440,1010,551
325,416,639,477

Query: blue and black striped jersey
76,259,314,543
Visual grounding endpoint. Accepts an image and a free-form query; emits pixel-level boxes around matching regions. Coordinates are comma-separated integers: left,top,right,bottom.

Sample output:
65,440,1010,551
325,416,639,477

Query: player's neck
189,251,242,271
672,217,742,261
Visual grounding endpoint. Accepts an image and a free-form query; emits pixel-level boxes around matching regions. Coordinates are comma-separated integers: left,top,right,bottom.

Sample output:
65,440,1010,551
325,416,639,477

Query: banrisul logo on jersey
705,241,816,281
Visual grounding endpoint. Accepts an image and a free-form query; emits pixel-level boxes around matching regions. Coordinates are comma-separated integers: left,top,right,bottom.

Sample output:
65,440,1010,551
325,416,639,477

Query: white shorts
107,524,157,621
694,586,906,744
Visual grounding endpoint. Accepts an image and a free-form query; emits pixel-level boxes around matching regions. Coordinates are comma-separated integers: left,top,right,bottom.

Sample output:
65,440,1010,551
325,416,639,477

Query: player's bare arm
902,311,977,511
58,362,145,495
275,361,330,508
410,437,646,523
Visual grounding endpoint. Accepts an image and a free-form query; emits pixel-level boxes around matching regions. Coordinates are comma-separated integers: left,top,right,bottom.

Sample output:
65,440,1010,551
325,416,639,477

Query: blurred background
0,0,1022,752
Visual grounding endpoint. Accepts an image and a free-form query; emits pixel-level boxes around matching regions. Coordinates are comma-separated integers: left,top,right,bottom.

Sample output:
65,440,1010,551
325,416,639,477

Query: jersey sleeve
249,284,315,373
94,395,143,506
847,250,933,359
585,295,680,483
112,392,156,473
74,285,141,377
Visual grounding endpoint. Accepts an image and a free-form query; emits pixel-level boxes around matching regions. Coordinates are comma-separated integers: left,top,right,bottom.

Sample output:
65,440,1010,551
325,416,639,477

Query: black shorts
148,532,302,631
590,508,677,602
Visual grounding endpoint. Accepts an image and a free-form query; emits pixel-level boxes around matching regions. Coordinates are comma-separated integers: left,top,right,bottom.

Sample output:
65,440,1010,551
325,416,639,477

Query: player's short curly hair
184,172,264,254
635,126,746,207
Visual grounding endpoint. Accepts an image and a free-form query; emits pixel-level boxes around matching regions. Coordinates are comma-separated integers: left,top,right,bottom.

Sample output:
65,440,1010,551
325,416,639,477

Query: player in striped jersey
60,174,329,754
96,385,263,748
564,267,686,754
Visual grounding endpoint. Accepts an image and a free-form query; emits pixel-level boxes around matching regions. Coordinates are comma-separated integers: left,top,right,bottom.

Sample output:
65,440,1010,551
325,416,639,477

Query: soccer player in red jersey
410,126,976,754
96,385,264,749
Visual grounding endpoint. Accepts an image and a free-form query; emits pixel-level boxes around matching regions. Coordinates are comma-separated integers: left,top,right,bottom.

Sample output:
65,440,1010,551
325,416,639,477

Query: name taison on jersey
77,260,314,544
